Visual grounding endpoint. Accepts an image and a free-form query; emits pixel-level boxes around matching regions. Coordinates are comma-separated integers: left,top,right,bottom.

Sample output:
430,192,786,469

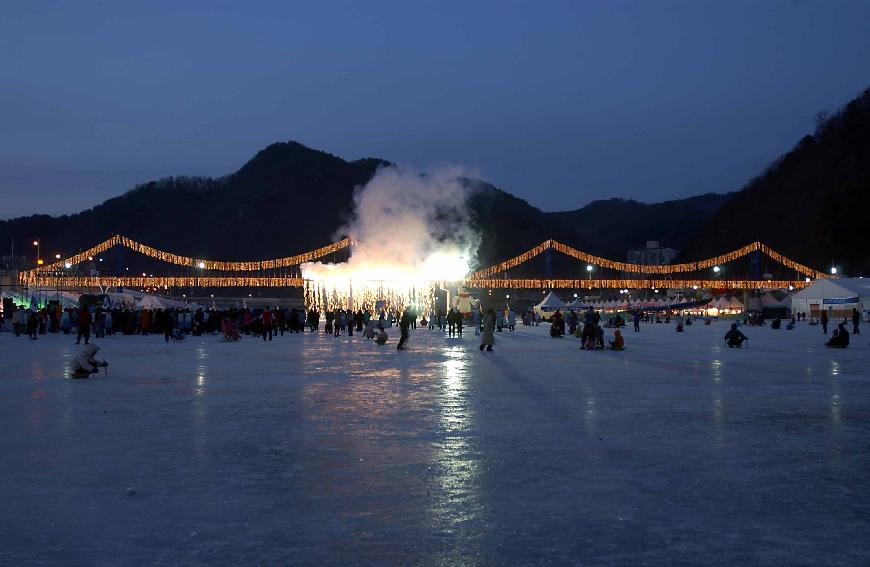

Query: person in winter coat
61,309,71,334
852,308,861,335
479,309,495,352
261,306,273,341
507,309,516,332
472,308,481,335
375,325,388,345
496,309,504,332
26,309,39,340
724,323,748,348
821,309,829,334
826,323,850,348
70,344,107,378
397,310,412,350
76,308,92,345
609,329,625,350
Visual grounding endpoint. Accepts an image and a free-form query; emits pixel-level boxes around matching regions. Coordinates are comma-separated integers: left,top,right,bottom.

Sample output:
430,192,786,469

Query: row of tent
532,292,748,314
533,291,799,314
2,288,199,312
533,292,710,313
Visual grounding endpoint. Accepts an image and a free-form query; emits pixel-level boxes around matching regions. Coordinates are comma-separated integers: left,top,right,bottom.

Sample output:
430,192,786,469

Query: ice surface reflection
3,322,870,565
428,346,481,538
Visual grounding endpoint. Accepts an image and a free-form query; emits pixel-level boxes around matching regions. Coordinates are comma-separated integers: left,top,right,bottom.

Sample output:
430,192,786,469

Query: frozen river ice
1,320,869,565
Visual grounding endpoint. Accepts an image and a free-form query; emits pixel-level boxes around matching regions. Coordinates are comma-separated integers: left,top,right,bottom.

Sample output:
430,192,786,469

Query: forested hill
679,87,870,275
0,142,731,270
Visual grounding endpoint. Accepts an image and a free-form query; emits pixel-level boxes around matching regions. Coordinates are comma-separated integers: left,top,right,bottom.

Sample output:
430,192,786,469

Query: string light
469,240,826,279
463,278,812,290
27,234,353,274
19,234,825,292
22,275,306,287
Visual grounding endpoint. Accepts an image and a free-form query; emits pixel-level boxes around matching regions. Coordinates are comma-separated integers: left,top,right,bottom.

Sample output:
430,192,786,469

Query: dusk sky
2,0,869,219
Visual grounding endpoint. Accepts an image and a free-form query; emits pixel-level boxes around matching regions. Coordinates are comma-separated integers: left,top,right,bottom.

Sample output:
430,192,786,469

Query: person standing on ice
852,308,861,335
76,306,92,345
496,308,504,332
472,306,481,335
507,308,516,332
397,310,411,350
479,308,495,352
633,310,641,332
261,306,273,341
821,309,829,334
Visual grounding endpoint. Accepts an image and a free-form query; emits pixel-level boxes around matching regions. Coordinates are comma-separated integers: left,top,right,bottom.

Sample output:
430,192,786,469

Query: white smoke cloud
302,165,479,286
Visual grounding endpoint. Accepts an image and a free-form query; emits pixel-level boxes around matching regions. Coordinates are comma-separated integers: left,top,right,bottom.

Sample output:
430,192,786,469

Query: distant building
627,241,677,265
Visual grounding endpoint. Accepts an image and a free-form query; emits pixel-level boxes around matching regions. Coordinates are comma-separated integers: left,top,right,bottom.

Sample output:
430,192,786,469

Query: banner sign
823,297,859,305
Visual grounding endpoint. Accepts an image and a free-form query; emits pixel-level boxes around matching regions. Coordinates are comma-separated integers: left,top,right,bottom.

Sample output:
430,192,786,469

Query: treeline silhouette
679,87,870,275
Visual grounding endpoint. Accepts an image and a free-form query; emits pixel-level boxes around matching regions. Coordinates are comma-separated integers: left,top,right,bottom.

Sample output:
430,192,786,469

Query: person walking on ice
479,308,495,352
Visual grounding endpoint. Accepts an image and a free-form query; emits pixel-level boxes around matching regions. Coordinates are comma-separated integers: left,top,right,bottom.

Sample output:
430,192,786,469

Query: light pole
586,264,594,281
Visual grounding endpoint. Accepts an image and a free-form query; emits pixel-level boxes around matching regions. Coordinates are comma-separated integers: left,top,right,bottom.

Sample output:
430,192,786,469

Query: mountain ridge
0,141,729,269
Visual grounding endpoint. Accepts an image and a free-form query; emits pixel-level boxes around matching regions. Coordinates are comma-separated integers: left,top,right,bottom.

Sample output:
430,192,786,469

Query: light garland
19,234,826,290
464,278,812,290
469,240,827,279
19,275,305,288
20,273,811,291
28,234,352,274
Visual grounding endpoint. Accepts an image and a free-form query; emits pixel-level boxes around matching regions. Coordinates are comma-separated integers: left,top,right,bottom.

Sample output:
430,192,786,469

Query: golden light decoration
20,275,306,288
463,278,812,290
18,234,827,291
469,240,827,279
27,234,352,274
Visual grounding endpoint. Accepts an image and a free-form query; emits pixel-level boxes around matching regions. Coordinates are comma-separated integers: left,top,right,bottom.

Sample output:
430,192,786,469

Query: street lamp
197,261,205,269
64,262,71,269
830,267,837,275
33,239,40,266
713,266,721,274
55,254,61,259
586,264,594,280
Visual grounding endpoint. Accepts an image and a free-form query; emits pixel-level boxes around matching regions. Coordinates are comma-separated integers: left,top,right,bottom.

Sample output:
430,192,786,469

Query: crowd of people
1,298,865,379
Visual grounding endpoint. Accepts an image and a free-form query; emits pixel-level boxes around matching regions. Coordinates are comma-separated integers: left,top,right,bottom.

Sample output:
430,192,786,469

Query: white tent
791,278,869,320
135,295,167,310
760,292,787,308
104,292,136,308
534,292,567,318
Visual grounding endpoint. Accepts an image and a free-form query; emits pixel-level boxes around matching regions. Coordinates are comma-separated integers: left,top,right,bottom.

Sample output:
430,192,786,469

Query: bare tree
814,110,829,138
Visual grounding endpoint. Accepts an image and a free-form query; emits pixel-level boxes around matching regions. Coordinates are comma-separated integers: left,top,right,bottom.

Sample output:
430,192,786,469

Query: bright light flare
302,248,472,313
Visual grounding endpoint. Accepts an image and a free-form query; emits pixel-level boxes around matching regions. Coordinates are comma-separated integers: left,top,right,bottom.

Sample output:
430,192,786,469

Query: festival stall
533,292,567,320
791,278,869,321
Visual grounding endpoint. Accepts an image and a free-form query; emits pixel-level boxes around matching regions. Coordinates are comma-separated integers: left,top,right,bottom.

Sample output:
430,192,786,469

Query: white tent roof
792,278,870,300
728,297,744,308
761,293,787,308
535,292,567,310
135,295,167,310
